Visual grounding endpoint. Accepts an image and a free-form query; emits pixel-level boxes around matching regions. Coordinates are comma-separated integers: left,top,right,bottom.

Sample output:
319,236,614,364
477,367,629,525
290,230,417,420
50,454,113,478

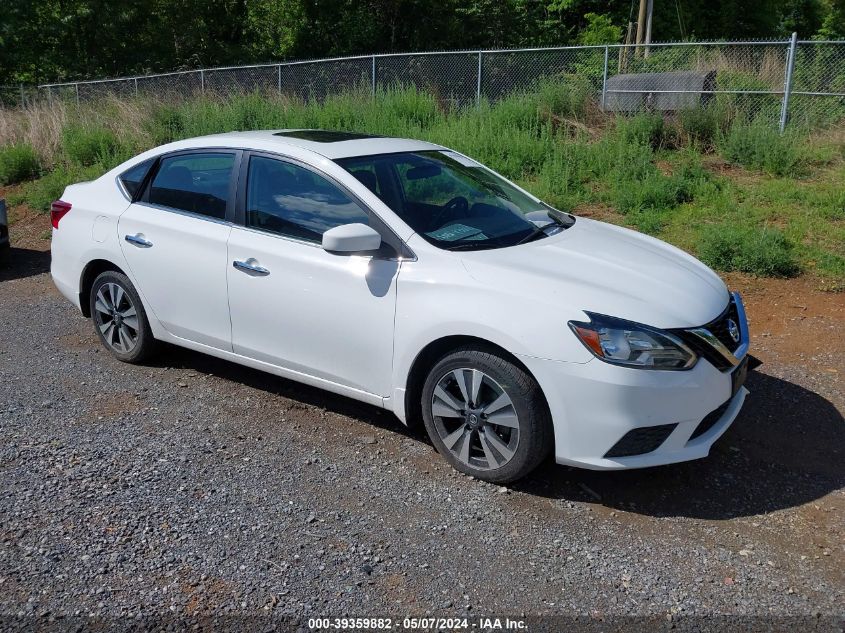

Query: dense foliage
1,85,842,284
2,0,845,84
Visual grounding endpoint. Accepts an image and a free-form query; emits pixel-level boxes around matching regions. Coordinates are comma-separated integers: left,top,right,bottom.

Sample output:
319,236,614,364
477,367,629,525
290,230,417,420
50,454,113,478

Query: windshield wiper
516,209,575,245
444,241,500,251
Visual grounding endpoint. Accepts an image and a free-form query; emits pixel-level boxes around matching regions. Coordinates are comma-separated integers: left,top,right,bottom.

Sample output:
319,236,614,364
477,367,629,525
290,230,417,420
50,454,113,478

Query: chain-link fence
3,35,845,131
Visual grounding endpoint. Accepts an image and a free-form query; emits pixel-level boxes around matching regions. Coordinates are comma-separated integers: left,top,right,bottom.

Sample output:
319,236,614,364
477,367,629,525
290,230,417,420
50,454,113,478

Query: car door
118,149,240,350
226,153,401,397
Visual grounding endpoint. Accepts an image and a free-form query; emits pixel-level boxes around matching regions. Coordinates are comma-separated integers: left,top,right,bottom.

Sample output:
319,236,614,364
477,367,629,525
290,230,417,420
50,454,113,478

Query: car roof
172,129,445,160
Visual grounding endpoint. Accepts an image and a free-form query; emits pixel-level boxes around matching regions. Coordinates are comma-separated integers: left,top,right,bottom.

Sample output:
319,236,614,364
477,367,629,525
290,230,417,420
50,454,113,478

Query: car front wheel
89,270,156,363
421,346,553,484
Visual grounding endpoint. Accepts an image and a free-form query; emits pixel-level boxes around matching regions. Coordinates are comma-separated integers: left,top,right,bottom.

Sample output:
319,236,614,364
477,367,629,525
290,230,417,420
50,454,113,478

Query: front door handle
125,234,153,248
233,259,270,276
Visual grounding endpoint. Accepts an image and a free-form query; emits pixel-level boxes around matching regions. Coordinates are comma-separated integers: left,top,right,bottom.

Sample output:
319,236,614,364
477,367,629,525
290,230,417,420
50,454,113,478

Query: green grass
8,163,102,211
697,225,800,278
0,144,41,185
2,86,843,287
62,124,128,167
718,123,805,176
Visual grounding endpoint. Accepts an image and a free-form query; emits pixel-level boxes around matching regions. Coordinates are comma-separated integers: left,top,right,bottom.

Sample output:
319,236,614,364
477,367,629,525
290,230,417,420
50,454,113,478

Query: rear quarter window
119,158,155,198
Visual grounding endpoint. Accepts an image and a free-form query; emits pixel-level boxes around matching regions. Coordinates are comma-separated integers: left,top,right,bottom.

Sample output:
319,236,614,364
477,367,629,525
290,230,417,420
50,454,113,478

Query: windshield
336,150,565,250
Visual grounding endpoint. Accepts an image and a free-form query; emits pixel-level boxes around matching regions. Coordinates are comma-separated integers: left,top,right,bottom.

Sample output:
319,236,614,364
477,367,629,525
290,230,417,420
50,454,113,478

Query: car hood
459,217,729,329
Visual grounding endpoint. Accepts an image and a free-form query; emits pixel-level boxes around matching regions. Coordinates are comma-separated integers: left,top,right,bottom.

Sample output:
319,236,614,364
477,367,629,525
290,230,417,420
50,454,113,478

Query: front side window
119,158,154,198
245,156,370,243
149,153,235,219
336,150,557,250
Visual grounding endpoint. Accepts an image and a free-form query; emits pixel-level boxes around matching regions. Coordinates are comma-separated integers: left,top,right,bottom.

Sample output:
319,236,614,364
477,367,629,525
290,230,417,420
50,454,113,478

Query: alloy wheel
430,368,520,471
93,282,140,354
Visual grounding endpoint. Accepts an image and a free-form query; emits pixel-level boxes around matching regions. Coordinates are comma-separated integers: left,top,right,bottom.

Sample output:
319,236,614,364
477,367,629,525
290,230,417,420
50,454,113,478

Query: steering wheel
430,196,469,229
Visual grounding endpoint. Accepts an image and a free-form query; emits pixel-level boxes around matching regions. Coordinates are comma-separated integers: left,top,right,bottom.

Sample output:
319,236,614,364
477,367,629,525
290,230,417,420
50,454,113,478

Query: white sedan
50,130,750,483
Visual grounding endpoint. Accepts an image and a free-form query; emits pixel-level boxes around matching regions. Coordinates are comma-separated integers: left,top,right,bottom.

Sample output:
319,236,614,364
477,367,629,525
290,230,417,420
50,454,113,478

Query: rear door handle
233,259,270,276
125,234,153,248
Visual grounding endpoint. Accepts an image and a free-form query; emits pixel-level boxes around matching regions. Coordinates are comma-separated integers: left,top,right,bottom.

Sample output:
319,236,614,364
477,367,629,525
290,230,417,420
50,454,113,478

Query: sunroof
273,130,382,143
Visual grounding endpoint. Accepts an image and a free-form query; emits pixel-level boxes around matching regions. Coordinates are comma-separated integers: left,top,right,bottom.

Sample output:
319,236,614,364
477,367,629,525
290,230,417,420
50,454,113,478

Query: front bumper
519,293,750,470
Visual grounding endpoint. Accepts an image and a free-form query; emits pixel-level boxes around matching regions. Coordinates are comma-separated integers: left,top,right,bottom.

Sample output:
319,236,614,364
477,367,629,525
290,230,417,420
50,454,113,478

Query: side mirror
322,223,382,254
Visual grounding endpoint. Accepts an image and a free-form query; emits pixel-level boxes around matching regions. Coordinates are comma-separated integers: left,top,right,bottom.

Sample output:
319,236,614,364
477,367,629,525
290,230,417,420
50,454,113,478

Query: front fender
391,249,592,421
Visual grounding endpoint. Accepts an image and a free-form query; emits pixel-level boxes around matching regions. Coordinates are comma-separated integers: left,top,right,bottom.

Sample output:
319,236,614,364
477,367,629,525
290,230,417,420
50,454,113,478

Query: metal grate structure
3,35,845,131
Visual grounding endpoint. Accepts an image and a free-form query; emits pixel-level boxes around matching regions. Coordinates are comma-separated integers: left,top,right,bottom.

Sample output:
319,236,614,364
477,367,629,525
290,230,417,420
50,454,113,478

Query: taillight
50,200,72,229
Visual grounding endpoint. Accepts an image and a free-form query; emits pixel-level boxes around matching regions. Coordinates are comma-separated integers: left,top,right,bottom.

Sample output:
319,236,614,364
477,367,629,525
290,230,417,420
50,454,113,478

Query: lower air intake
688,400,730,441
604,424,677,458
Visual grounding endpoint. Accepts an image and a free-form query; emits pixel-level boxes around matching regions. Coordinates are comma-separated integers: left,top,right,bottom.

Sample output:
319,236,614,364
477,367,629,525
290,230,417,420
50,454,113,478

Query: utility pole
620,21,634,72
635,0,654,57
635,0,647,48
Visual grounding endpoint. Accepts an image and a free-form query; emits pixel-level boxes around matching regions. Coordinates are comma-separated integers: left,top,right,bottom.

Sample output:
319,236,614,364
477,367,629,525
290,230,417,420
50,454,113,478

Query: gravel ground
0,219,843,631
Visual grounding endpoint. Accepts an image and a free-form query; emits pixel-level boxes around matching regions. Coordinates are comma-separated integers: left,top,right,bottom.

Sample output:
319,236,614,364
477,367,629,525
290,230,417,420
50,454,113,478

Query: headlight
568,313,697,370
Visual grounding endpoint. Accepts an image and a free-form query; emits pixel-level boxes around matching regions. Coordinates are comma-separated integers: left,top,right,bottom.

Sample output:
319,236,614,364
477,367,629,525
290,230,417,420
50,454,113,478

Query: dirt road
1,209,842,630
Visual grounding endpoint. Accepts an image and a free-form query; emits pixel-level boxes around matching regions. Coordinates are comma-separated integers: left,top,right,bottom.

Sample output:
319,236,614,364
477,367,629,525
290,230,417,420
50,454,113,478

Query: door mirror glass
322,223,382,254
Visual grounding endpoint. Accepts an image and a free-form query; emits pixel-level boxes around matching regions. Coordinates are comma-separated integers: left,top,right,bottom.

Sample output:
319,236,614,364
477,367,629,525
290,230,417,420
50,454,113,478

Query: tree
577,12,623,44
1,0,843,84
817,0,845,37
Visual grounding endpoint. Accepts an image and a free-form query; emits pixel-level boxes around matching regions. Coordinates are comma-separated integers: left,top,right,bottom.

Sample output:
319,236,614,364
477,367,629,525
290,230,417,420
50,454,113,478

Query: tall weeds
0,84,840,281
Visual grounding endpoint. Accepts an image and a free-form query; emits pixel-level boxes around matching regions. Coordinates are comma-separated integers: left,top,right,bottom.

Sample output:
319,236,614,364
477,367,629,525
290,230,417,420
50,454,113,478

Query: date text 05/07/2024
308,617,528,630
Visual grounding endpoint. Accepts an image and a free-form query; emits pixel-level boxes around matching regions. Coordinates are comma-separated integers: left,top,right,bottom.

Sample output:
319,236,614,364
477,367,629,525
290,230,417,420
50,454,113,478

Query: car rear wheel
421,346,553,484
89,271,156,363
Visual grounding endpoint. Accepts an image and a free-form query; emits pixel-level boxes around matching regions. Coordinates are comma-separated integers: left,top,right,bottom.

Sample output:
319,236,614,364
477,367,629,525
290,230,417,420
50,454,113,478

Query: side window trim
235,150,415,260
138,148,243,224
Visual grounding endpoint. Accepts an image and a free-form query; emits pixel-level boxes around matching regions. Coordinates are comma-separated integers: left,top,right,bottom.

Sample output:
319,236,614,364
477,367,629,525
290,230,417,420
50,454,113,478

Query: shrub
615,114,667,150
477,93,540,133
428,107,556,179
608,150,712,227
627,208,666,234
612,172,689,215
677,106,726,149
536,76,593,121
147,105,186,144
820,190,845,220
719,123,804,176
62,124,122,166
577,13,623,45
602,135,656,182
8,163,103,211
530,143,592,209
697,226,799,277
715,70,781,124
672,151,721,199
379,86,441,128
811,250,845,286
0,144,41,185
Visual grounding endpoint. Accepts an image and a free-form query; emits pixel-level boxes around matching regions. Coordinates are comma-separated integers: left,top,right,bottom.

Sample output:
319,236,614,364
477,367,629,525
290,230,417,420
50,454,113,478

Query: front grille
706,301,741,353
671,297,742,372
604,423,677,458
688,399,730,441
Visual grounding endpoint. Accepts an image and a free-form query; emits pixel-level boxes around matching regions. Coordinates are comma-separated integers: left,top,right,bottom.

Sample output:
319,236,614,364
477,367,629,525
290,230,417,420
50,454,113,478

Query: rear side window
149,153,235,219
245,156,369,243
119,158,154,198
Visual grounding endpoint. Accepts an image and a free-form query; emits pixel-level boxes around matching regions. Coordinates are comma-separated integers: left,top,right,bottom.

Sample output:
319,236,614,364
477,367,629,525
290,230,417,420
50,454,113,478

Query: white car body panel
227,226,399,396
119,203,233,350
50,180,132,310
50,130,750,472
459,217,729,330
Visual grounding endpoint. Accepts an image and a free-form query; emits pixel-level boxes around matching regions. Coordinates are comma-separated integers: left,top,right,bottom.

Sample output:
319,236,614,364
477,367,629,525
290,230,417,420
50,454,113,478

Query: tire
89,270,156,363
421,345,553,484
